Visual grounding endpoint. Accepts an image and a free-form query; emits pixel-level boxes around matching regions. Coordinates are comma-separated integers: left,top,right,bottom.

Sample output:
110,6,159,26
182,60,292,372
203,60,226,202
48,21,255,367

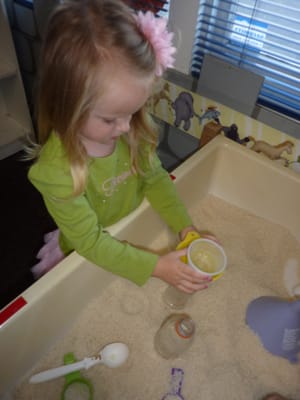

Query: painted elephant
171,91,195,131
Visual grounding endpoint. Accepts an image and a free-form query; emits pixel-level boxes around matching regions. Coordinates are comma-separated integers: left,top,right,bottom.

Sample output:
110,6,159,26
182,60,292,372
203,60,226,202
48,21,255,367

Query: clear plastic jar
154,313,195,359
162,285,192,309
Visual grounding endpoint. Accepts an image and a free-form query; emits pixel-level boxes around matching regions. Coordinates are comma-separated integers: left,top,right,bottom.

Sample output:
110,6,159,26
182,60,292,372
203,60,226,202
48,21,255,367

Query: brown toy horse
248,137,294,165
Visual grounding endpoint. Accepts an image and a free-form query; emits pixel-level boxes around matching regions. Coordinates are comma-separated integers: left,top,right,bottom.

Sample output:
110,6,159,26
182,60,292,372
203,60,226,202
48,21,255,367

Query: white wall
168,0,300,139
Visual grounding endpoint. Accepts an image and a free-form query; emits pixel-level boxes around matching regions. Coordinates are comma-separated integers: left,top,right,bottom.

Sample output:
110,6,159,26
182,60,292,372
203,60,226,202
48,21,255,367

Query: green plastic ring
60,353,94,400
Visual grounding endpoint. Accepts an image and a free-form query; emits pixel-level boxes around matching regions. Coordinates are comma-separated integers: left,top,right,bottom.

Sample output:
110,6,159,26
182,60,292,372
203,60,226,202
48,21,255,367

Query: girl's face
80,69,155,157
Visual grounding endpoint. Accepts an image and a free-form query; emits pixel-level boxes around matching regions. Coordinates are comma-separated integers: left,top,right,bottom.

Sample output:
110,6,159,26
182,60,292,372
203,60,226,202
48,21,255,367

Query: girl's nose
116,116,131,132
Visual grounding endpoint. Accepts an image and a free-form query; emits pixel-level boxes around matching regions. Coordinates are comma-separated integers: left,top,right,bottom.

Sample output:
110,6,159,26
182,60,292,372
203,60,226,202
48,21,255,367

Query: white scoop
29,342,129,384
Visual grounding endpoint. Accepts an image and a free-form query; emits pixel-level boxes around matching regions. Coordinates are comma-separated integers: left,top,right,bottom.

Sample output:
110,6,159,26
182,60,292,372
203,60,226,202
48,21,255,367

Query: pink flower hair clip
135,11,176,76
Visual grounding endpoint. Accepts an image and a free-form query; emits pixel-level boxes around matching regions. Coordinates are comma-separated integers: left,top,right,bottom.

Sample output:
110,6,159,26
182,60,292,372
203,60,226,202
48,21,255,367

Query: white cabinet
0,0,33,159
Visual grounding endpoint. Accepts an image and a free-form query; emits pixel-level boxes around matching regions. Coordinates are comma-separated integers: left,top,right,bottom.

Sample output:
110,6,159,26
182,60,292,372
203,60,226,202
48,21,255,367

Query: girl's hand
180,226,221,245
179,225,198,241
152,248,212,293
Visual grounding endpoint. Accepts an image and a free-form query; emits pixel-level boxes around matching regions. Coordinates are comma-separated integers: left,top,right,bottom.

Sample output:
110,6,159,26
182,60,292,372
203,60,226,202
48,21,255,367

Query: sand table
14,195,300,399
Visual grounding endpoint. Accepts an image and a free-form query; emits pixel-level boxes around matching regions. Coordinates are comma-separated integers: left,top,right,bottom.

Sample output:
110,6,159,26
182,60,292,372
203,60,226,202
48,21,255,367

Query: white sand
14,196,300,400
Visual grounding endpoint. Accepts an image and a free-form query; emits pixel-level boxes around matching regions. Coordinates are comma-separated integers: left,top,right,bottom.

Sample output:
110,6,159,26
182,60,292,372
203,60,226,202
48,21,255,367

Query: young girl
28,0,215,293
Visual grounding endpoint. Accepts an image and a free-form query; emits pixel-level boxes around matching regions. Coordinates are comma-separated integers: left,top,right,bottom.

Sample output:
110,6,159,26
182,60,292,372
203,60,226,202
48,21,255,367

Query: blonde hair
34,0,158,196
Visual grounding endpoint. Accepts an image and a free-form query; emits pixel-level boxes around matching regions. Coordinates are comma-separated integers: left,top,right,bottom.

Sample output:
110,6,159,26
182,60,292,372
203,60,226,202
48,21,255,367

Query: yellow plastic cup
187,238,227,281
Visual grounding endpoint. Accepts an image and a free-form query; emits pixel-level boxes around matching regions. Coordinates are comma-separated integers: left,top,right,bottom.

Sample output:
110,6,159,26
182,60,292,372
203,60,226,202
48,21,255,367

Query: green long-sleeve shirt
29,132,192,285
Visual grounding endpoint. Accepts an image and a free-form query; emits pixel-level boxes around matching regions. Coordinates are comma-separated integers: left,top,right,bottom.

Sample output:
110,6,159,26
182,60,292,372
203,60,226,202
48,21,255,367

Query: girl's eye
103,118,115,124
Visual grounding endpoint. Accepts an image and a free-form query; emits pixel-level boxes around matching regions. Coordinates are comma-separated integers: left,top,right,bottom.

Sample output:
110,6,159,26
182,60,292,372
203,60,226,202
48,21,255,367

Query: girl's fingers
180,264,212,282
201,234,222,245
177,280,210,293
174,248,187,258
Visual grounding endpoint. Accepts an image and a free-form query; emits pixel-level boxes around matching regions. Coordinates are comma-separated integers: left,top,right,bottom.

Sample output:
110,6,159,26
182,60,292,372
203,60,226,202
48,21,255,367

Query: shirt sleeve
28,162,158,286
142,153,193,233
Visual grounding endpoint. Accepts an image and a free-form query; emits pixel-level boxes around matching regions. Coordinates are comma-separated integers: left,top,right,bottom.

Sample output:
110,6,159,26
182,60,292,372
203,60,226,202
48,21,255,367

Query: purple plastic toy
246,296,300,363
161,368,185,400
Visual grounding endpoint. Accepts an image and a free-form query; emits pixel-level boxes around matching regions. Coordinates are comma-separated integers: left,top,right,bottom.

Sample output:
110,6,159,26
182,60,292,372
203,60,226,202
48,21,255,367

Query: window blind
191,0,300,120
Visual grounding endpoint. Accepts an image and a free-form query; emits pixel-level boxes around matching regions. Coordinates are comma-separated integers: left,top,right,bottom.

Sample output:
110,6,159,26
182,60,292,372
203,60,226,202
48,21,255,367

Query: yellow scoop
176,231,201,263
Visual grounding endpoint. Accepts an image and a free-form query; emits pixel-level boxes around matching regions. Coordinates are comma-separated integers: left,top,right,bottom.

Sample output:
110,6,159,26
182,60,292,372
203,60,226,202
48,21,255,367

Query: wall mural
149,80,300,171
